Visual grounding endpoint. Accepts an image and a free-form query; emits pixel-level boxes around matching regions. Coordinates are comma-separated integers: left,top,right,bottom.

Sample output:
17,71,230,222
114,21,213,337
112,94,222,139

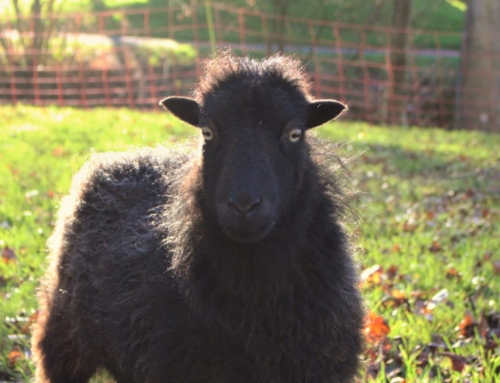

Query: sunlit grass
0,105,499,382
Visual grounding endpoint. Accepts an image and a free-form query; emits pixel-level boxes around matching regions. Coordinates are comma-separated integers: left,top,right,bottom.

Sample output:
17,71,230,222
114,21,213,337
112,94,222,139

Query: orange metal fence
0,3,496,129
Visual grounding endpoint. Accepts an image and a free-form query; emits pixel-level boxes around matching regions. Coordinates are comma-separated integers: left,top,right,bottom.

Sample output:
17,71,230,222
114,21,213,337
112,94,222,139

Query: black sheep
32,52,364,383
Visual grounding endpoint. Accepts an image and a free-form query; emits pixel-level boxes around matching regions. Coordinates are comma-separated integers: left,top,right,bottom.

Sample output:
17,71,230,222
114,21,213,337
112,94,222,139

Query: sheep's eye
288,129,302,143
202,127,214,141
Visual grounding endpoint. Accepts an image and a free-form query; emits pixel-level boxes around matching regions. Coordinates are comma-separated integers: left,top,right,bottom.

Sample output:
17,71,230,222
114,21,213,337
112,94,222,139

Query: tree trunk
389,0,413,125
457,0,500,131
29,0,43,68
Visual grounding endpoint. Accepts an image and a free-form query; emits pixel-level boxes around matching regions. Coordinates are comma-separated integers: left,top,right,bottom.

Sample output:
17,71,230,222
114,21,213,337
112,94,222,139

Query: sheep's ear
306,100,347,129
159,96,201,127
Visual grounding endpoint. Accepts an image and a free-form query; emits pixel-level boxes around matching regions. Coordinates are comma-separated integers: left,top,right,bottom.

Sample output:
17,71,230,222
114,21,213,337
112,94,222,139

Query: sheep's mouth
216,200,277,244
222,221,274,244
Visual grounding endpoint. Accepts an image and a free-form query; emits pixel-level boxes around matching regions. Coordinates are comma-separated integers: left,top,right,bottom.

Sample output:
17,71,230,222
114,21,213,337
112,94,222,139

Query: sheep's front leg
33,308,97,383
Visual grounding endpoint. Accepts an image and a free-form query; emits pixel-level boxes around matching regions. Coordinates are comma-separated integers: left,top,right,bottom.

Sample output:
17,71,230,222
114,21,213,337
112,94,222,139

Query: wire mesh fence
0,2,498,130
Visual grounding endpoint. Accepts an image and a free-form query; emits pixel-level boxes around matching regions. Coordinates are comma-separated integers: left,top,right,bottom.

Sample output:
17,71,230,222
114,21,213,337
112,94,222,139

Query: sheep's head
160,54,346,244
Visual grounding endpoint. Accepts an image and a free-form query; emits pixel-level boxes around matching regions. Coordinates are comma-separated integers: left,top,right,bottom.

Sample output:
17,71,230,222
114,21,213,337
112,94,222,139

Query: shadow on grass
346,142,500,195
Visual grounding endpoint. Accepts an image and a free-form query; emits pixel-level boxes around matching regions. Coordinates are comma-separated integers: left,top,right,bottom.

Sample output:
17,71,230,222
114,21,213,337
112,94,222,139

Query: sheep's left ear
159,96,201,127
306,100,347,129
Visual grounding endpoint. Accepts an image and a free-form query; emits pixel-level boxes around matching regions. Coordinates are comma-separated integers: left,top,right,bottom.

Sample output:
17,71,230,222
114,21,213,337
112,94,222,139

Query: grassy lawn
0,105,499,382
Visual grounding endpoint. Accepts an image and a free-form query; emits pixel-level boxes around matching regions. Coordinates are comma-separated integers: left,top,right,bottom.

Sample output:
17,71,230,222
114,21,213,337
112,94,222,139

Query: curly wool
193,52,313,102
32,54,364,383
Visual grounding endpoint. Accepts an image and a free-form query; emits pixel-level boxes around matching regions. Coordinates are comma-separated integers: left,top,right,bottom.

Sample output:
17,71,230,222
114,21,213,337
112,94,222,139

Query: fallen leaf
364,311,390,344
429,241,441,252
2,246,16,264
21,311,39,334
7,349,24,366
387,265,399,280
484,328,500,350
402,221,417,232
382,290,408,309
410,290,426,299
457,312,475,338
391,290,407,302
477,312,489,336
446,267,461,279
52,146,65,156
492,260,500,275
361,265,384,288
441,352,470,372
415,345,432,367
9,166,19,176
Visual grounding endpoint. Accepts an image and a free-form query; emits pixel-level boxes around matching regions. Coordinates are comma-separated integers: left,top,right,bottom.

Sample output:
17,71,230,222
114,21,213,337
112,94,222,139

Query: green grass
0,105,499,382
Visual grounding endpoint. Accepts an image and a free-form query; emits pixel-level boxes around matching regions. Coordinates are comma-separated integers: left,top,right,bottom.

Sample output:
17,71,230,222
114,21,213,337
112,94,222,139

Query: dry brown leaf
410,290,426,299
9,166,19,176
458,312,475,338
446,267,461,279
429,241,441,253
387,265,398,280
477,312,489,336
492,260,500,275
391,290,407,302
52,146,65,156
402,221,417,232
484,328,500,350
21,311,40,334
360,265,384,288
7,349,24,366
442,352,469,372
415,345,432,367
364,311,390,344
2,246,16,264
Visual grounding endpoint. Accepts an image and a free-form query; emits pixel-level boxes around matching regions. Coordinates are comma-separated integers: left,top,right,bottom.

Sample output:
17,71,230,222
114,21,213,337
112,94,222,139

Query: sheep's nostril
228,193,261,215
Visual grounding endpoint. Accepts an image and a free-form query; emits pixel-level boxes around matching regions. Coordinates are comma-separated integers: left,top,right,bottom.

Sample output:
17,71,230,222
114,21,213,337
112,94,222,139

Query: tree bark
389,0,412,125
457,0,500,131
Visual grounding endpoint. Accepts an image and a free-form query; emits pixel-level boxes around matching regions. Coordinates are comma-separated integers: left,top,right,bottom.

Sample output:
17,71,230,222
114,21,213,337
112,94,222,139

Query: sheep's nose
228,192,261,215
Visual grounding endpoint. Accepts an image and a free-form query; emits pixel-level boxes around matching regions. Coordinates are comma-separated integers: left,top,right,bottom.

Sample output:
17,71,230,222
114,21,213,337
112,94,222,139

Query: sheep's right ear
306,100,347,129
159,96,201,127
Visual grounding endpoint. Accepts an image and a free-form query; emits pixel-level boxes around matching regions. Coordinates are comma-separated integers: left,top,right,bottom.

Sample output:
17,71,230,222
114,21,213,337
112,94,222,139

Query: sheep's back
42,147,186,376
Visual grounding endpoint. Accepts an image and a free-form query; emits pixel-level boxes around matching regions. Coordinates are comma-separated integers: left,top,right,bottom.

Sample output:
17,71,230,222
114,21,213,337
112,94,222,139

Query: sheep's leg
33,308,97,383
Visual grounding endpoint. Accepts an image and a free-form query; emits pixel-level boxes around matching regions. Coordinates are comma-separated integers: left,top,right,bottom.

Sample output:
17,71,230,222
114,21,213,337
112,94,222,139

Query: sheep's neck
168,172,347,336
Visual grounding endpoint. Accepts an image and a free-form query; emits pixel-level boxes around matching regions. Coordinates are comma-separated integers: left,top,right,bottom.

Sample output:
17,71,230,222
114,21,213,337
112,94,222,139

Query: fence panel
0,3,486,129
